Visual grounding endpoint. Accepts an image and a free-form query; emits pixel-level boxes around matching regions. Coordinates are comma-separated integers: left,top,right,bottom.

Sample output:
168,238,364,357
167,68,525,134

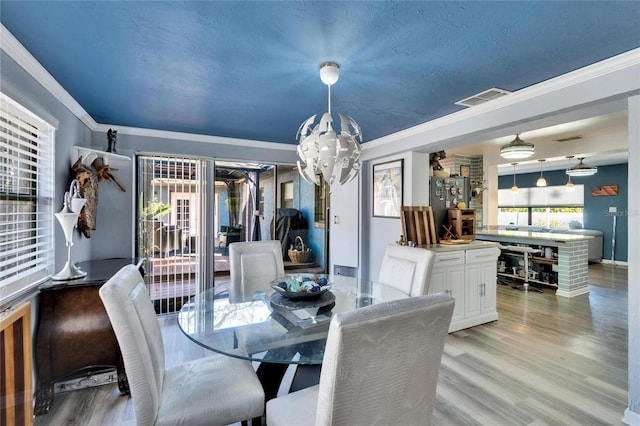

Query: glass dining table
177,274,408,399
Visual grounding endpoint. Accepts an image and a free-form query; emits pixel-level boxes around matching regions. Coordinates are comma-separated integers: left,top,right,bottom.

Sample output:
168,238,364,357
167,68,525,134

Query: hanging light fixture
500,134,535,159
565,175,575,192
564,156,575,191
536,159,547,187
296,62,362,185
511,162,519,193
566,156,597,177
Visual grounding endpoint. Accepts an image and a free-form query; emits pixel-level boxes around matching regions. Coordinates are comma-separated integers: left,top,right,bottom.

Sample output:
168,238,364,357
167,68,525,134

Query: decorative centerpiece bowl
270,274,332,300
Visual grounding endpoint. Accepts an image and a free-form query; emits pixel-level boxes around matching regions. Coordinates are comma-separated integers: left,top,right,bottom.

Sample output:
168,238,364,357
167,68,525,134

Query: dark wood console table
35,258,143,415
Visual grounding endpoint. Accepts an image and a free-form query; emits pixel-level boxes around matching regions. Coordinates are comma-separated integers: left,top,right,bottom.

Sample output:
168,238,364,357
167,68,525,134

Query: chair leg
289,364,322,393
242,417,263,426
256,362,290,401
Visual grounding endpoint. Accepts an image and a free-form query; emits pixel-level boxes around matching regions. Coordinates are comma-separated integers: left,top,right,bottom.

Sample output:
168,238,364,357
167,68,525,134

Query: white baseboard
555,286,590,298
601,259,629,267
623,407,640,425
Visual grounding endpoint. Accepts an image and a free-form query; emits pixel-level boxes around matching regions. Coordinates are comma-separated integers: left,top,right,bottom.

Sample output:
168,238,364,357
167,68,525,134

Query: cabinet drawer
434,251,465,267
466,248,499,264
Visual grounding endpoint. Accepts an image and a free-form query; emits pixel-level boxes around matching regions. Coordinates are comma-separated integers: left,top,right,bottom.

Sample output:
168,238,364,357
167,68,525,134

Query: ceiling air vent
455,87,511,107
555,135,583,142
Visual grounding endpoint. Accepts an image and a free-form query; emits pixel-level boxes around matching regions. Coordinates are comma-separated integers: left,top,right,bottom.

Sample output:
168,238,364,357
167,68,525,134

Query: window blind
0,92,55,303
498,184,584,207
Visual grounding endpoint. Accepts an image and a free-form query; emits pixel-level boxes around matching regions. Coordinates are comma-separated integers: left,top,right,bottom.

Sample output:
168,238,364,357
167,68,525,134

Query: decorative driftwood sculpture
92,158,126,192
71,153,127,237
72,158,99,238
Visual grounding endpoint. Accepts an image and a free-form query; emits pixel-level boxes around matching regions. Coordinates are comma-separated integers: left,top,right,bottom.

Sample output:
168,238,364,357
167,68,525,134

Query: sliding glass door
136,156,281,314
137,155,206,314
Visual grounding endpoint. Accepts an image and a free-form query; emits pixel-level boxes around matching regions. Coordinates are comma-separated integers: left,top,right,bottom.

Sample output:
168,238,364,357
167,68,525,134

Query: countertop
418,240,501,253
476,229,594,243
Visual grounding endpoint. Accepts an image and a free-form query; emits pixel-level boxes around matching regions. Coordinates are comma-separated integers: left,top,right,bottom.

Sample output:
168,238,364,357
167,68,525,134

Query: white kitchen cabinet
429,251,465,325
429,246,500,332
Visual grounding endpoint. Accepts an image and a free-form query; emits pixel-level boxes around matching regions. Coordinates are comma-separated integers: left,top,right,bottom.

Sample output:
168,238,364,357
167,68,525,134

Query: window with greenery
1,92,55,303
531,207,584,228
498,207,584,228
497,208,529,226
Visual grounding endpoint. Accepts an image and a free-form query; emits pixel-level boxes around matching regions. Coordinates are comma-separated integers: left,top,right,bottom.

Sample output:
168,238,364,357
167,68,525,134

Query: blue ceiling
2,1,639,144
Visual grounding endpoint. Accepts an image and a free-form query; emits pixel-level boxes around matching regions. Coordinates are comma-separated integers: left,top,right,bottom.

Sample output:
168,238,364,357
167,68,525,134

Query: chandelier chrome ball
297,62,362,185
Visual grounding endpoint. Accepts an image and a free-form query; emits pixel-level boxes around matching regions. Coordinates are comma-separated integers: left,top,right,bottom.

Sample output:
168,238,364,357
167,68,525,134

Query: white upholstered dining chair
229,240,285,302
99,265,265,426
266,293,454,426
378,244,437,296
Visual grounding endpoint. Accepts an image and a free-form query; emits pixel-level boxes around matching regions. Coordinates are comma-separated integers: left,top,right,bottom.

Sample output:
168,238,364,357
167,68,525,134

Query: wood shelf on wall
73,146,130,167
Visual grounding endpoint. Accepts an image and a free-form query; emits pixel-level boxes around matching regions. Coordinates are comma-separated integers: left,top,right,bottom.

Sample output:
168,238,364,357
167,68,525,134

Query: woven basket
288,236,313,264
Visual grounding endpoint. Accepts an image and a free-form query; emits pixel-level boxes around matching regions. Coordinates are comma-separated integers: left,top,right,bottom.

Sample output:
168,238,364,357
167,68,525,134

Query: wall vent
555,135,583,142
455,88,511,107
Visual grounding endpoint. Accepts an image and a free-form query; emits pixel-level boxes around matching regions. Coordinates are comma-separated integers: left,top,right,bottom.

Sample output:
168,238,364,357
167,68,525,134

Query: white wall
624,94,639,425
365,151,429,280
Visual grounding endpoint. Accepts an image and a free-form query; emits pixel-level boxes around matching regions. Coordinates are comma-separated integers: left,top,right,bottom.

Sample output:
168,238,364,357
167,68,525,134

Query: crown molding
4,22,638,156
1,24,97,130
1,24,293,151
92,123,296,151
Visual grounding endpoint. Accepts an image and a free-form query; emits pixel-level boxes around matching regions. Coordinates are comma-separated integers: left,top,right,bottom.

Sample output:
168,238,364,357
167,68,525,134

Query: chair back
153,225,183,256
99,265,165,426
229,240,285,302
316,293,454,426
378,244,436,296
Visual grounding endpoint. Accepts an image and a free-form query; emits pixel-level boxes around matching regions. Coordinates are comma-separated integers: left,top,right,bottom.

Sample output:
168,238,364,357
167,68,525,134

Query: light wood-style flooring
35,263,629,425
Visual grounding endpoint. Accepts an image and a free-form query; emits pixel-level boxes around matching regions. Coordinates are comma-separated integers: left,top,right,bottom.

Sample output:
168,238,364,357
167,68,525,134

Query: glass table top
177,274,408,364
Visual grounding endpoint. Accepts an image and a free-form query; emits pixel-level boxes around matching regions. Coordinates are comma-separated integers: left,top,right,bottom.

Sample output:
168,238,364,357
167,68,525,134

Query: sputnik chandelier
296,62,362,185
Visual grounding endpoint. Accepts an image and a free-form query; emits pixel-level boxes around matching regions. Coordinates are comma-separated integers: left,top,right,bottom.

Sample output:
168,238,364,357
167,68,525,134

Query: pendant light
511,162,519,193
565,175,575,192
500,134,535,159
566,157,597,177
536,159,547,187
565,156,575,191
296,62,362,185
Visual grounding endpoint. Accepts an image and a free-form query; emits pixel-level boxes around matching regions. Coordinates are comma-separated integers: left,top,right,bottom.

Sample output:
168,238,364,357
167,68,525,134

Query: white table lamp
52,180,87,280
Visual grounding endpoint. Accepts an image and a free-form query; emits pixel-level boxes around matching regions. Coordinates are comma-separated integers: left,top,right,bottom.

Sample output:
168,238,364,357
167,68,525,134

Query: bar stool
501,245,543,293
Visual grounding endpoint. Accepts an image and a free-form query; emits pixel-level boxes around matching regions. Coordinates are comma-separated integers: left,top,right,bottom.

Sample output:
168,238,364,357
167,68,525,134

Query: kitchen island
418,241,501,332
476,229,593,297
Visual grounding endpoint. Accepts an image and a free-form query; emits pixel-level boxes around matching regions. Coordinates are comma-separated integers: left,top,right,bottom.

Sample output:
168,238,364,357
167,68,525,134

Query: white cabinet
430,251,465,325
429,247,499,332
465,261,497,318
329,177,359,271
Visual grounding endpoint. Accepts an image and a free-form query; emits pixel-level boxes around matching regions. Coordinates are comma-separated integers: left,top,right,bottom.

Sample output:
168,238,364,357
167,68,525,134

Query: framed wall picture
460,165,471,177
373,159,403,218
